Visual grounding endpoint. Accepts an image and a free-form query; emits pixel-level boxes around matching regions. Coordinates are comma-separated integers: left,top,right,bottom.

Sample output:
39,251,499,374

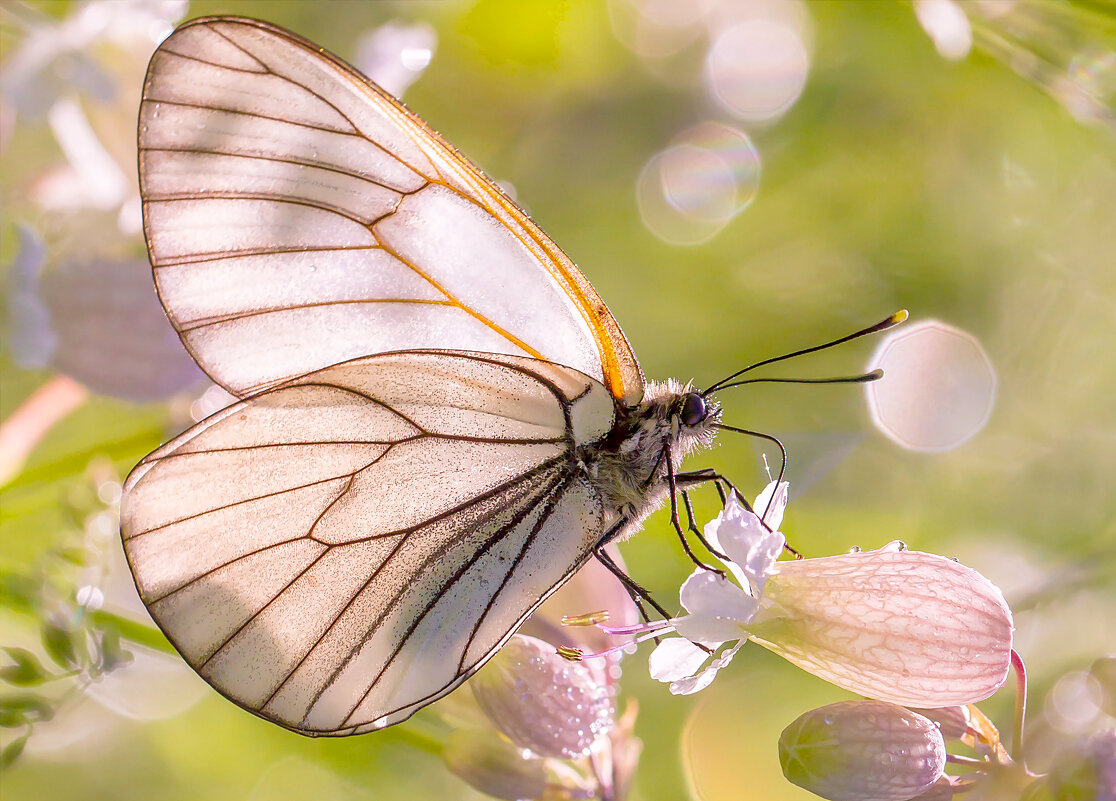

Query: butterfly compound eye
680,392,707,426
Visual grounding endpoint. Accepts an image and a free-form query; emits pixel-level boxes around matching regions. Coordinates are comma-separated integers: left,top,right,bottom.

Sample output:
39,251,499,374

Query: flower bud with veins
779,701,946,801
471,635,615,759
751,542,1014,707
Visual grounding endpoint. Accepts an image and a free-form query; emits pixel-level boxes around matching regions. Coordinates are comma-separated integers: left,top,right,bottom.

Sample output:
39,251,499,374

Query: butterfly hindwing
121,350,616,734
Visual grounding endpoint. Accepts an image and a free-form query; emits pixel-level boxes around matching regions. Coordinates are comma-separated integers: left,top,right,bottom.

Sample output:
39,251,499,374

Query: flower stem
1010,649,1027,768
946,753,986,767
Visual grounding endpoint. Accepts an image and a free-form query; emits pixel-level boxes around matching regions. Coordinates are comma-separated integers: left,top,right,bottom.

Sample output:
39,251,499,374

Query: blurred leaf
0,707,27,729
0,648,52,687
98,627,133,673
0,733,28,768
0,693,54,725
40,620,77,668
56,546,90,566
0,572,40,613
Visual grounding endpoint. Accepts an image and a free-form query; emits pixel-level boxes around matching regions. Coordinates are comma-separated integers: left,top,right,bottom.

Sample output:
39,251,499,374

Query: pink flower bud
442,728,547,801
751,544,1013,706
779,701,946,801
471,635,614,759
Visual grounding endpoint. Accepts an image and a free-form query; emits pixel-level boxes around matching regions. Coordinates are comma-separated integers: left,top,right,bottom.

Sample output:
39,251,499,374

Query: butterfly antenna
703,310,907,395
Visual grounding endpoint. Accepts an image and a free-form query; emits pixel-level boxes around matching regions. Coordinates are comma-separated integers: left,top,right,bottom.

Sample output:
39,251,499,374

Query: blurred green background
1,1,1114,799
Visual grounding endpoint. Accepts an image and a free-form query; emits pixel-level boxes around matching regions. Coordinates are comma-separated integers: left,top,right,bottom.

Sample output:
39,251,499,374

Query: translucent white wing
138,17,644,405
121,350,617,734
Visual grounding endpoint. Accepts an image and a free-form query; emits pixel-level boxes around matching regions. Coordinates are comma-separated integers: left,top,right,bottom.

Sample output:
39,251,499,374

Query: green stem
88,609,177,657
0,568,177,657
387,723,445,757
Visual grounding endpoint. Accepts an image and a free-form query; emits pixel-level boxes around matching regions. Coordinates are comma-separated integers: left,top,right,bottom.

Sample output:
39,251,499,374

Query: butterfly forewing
121,351,616,734
138,17,644,404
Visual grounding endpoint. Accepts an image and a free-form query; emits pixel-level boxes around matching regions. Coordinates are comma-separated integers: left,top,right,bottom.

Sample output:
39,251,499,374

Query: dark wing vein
147,531,317,605
178,299,457,333
141,146,415,195
147,193,375,228
151,244,383,268
331,471,568,727
143,97,362,138
455,478,570,674
197,546,331,668
208,26,420,178
266,467,562,714
125,445,396,542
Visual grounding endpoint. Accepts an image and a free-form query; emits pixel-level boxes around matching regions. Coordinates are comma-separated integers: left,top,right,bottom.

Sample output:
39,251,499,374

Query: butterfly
121,16,901,737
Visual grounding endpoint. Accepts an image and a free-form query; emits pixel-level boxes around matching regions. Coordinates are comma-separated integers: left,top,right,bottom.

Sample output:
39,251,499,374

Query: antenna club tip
891,309,909,324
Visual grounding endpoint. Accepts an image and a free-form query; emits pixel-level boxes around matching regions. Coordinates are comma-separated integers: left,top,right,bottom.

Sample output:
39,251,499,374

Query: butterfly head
660,383,723,457
679,391,709,428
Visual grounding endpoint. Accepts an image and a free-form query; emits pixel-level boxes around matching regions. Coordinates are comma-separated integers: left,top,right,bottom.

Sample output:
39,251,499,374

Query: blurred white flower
915,0,973,62
354,21,437,99
2,1,187,224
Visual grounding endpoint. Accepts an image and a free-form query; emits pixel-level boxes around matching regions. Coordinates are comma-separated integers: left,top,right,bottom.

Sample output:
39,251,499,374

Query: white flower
647,481,788,695
587,478,1012,708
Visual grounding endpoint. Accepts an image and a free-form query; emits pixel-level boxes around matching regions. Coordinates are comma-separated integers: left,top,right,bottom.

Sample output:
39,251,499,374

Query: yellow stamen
561,610,610,627
556,646,583,662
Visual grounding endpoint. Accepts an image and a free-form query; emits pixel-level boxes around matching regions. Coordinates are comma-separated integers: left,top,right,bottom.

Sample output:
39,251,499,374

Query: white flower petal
718,511,785,594
649,638,710,682
675,571,758,642
668,641,743,695
669,668,719,696
754,480,789,531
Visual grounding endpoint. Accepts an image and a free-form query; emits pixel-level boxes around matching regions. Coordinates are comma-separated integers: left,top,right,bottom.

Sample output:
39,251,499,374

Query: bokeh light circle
866,320,997,452
704,20,809,122
637,122,761,245
1045,670,1104,733
607,0,715,61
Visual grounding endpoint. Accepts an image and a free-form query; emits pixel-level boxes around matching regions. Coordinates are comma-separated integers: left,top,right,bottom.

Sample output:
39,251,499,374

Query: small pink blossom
471,635,614,759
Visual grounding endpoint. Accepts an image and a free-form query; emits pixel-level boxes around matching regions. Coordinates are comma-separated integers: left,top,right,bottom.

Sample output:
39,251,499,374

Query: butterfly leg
594,546,673,623
675,468,740,561
675,468,746,509
679,489,729,561
677,469,803,559
665,450,725,578
594,547,714,655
